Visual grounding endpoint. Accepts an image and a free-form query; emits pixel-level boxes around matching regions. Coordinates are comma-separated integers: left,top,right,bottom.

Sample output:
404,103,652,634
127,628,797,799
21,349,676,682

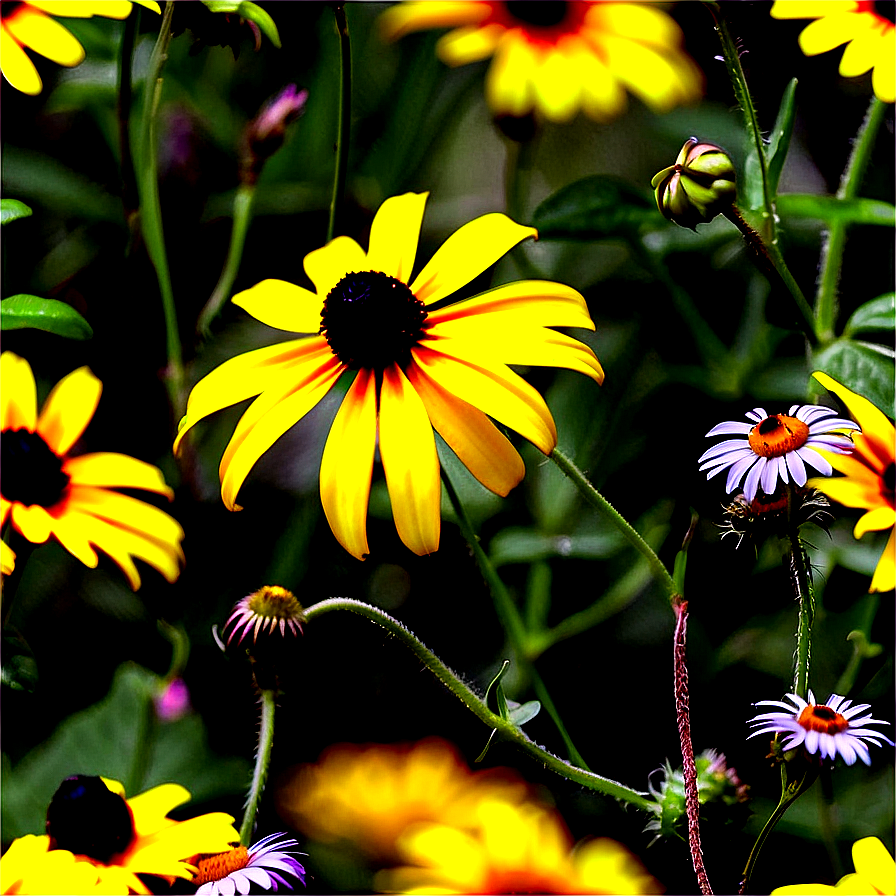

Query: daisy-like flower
1,352,185,589
0,775,239,895
1,1,160,96
193,833,306,896
748,691,893,766
224,585,306,645
375,798,662,895
770,1,895,104
807,371,895,593
379,2,702,124
698,403,859,504
771,836,896,895
174,192,602,560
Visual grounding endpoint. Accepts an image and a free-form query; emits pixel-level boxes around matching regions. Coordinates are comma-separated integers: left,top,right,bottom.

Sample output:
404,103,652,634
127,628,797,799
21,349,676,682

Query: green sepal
1,295,93,340
0,199,32,226
202,0,281,48
475,728,499,763
484,659,511,721
843,293,895,338
812,338,895,416
508,701,541,727
1,629,38,693
776,194,896,226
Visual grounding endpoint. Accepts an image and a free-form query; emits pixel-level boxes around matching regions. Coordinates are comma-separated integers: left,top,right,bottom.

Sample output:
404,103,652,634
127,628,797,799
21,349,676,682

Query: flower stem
116,9,139,229
327,3,351,243
440,468,591,770
786,492,814,701
549,448,679,602
815,96,887,342
304,597,653,809
835,592,881,696
197,183,256,337
240,688,276,846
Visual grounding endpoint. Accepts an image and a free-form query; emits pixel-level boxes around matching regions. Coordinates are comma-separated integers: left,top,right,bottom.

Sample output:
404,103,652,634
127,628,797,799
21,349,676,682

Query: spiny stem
327,3,351,243
240,688,276,845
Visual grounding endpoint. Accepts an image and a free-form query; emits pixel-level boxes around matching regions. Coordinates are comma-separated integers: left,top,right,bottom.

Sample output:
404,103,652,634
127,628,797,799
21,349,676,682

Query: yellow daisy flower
0,0,160,96
0,776,239,895
807,371,895,593
174,191,602,560
379,1,703,124
770,1,895,103
1,352,185,589
771,835,895,895
376,798,662,895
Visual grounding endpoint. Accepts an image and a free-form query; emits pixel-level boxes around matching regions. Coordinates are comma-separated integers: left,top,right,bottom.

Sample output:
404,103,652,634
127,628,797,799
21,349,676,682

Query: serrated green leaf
843,293,895,337
0,199,32,226
507,700,541,727
812,339,895,416
777,194,896,226
530,175,658,240
203,0,281,48
1,295,93,340
767,79,798,197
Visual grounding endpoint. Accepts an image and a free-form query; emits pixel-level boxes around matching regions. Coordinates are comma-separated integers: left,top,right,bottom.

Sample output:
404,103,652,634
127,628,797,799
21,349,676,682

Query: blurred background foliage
1,2,893,894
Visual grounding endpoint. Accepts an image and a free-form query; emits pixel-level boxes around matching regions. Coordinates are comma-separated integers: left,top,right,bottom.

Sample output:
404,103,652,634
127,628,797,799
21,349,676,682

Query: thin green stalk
786,493,814,700
134,0,184,412
327,3,351,243
835,592,881,696
197,183,256,337
549,447,679,602
117,10,139,227
240,688,276,845
440,469,591,770
815,97,887,341
304,597,652,809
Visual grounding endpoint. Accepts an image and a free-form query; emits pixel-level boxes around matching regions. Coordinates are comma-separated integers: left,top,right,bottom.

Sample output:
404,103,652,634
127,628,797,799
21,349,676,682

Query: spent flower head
224,585,307,645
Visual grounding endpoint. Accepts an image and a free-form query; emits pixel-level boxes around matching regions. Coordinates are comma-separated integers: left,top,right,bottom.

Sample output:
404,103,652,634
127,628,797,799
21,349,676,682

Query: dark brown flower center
1,3,25,23
46,776,135,863
320,271,427,370
797,705,849,735
883,462,895,498
872,2,895,25
504,1,569,28
1,428,70,507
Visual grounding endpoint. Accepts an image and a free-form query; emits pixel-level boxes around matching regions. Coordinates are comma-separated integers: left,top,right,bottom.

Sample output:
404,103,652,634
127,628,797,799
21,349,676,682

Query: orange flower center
246,585,306,624
747,414,809,458
194,846,249,885
797,704,850,735
1,427,70,507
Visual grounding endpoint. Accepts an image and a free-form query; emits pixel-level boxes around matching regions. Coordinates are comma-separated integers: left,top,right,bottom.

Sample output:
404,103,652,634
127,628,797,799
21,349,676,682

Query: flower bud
651,137,737,230
241,85,309,184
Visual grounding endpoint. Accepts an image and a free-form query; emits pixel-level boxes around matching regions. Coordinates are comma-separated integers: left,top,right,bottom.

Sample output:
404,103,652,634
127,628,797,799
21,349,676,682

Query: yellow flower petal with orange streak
366,192,429,284
436,22,504,66
303,235,368,298
486,34,537,118
810,468,882,509
410,213,537,305
320,368,378,560
3,5,84,66
37,365,102,455
379,1,487,42
232,279,324,333
854,504,896,538
1,352,37,431
1,498,9,527
1,541,16,576
770,1,858,20
407,363,524,497
797,11,867,55
30,1,134,18
379,364,441,556
219,355,343,511
64,453,174,497
870,528,895,593
0,24,43,94
412,344,556,455
10,503,54,544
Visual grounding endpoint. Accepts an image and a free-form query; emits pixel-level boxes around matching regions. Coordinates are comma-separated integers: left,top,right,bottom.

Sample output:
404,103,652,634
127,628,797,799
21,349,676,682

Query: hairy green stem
240,688,276,845
815,97,887,341
327,3,351,243
304,597,652,809
786,496,814,700
549,448,678,601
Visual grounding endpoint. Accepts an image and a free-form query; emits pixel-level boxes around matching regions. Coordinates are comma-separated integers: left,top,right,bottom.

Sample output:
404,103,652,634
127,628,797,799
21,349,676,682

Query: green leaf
843,293,895,337
484,660,510,721
0,199,32,226
767,79,798,197
489,529,622,567
203,0,281,48
507,700,541,727
1,630,38,693
812,338,895,416
777,194,896,226
530,175,658,240
1,295,93,340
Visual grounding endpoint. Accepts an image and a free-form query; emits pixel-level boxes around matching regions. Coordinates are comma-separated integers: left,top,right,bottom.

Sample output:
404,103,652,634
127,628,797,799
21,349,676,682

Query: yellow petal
3,5,84,66
37,365,101,455
770,1,858,20
366,192,429,284
303,235,368,298
42,506,100,569
436,22,503,65
64,452,174,497
574,43,628,121
30,1,134,18
798,11,866,55
412,344,556,454
407,361,524,496
378,1,488,42
10,502,54,543
1,352,37,431
588,1,683,46
871,33,895,102
232,279,324,333
411,213,537,306
486,33,537,117
838,15,883,76
530,43,582,123
811,472,883,509
854,505,896,538
0,23,43,94
379,364,441,556
870,529,895,593
2,540,16,576
320,368,377,560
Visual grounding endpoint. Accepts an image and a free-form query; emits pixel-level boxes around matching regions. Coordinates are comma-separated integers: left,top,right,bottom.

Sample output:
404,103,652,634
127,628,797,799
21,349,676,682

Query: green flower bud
651,137,737,230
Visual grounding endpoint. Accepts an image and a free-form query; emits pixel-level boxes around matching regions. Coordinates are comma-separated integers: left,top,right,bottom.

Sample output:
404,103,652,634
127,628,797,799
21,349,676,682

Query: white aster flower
194,832,306,895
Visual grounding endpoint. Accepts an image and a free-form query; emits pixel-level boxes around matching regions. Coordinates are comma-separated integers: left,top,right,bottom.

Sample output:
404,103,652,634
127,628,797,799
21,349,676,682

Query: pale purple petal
743,458,766,502
706,420,753,437
795,446,832,476
785,449,807,486
746,408,768,422
725,454,759,492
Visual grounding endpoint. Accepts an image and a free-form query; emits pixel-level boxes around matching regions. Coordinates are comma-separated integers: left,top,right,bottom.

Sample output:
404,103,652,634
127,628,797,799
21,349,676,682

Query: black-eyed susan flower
699,403,859,503
748,691,893,766
807,371,895,593
771,836,896,895
0,1,160,96
379,1,702,124
375,798,662,895
1,353,185,589
770,1,895,103
224,585,306,645
0,775,239,894
193,833,306,896
174,192,603,560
